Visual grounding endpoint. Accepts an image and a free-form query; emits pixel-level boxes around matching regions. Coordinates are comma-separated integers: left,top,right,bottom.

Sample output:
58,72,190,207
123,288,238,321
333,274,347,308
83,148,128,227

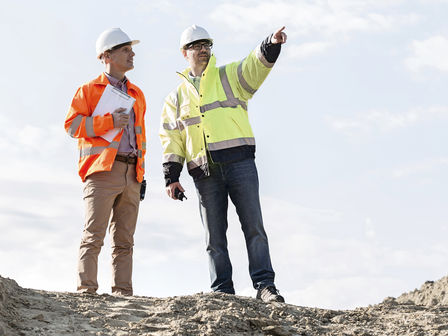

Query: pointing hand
271,26,287,44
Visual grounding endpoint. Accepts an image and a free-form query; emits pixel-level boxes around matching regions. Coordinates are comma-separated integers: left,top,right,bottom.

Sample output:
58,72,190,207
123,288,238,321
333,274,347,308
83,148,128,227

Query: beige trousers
77,161,141,295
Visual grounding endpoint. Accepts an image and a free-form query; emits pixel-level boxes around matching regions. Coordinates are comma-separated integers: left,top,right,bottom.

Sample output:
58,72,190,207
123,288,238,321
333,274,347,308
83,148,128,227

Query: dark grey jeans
194,158,275,293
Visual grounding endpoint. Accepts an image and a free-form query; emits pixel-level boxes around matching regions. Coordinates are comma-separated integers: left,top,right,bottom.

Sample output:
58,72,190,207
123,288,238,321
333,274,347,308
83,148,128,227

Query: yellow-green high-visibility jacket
160,44,276,182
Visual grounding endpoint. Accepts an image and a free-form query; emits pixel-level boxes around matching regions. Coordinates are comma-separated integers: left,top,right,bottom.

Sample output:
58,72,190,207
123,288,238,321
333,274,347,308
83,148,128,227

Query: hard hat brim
97,39,140,59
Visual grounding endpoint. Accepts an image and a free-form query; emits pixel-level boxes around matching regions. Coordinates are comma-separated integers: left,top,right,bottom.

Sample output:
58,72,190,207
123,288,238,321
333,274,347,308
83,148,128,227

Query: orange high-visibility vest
65,73,147,182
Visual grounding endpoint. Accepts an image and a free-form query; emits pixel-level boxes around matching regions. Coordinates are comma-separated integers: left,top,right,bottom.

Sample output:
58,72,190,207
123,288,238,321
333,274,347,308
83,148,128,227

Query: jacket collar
179,54,217,79
93,72,139,93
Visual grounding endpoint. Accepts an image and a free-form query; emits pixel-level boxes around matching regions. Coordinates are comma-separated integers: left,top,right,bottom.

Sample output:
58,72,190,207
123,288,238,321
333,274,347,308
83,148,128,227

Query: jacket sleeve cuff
163,162,183,187
260,33,281,63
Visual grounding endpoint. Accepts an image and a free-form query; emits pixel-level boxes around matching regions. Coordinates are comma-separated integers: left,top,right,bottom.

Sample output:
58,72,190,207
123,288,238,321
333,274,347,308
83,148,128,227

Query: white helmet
96,28,140,59
179,25,213,50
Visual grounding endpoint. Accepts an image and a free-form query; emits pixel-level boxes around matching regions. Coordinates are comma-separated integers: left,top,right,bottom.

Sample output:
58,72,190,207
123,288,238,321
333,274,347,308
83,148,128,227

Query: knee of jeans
243,224,267,240
206,240,228,254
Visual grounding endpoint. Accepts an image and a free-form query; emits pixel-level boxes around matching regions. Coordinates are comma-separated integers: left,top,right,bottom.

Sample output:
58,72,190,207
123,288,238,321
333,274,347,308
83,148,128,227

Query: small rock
262,325,292,336
33,314,45,321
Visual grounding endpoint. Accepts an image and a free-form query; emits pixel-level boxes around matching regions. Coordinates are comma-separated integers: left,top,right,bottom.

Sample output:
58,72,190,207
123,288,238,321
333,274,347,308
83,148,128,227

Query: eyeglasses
187,42,213,51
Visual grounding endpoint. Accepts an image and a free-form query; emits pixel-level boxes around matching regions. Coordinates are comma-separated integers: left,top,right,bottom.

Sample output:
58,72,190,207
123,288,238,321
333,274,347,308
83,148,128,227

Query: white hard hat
96,28,140,58
179,25,213,50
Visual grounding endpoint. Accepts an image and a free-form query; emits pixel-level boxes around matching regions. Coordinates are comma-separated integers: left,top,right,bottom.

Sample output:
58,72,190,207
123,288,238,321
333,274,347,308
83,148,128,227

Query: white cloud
209,0,419,40
393,158,448,178
365,217,376,239
406,35,448,72
327,106,448,135
417,0,448,3
285,41,333,60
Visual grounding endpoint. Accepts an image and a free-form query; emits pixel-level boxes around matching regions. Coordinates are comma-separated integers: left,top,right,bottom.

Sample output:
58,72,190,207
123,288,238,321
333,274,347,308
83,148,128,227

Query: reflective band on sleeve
68,115,83,137
163,122,179,130
138,150,142,158
207,137,255,151
163,116,200,130
135,126,142,134
181,116,201,127
85,117,96,138
163,154,185,164
141,161,145,170
80,141,119,157
237,60,257,95
141,142,146,150
255,44,275,68
187,155,207,170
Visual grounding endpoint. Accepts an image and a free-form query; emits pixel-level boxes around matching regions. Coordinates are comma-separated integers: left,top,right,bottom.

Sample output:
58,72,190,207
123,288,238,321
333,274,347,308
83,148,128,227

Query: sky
0,0,447,310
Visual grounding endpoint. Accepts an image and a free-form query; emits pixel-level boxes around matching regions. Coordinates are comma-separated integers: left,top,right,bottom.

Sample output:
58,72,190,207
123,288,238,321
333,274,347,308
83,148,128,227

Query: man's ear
181,49,187,58
102,51,112,64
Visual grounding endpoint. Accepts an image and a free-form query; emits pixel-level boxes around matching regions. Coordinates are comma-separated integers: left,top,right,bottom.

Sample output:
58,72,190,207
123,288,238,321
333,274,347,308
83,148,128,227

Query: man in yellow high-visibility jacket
159,24,287,302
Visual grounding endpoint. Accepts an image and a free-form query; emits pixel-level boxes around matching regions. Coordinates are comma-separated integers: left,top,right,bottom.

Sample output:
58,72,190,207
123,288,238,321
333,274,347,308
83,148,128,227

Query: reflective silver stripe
176,91,180,119
163,122,179,130
164,116,200,130
187,155,207,170
141,161,145,170
110,141,120,149
199,66,247,113
181,116,201,127
68,115,83,137
141,142,146,150
79,141,119,157
200,98,247,112
208,137,255,151
219,66,235,100
200,99,240,113
163,154,185,164
80,146,105,157
255,44,275,68
138,150,142,158
200,101,222,113
237,60,257,95
135,126,142,134
85,117,96,138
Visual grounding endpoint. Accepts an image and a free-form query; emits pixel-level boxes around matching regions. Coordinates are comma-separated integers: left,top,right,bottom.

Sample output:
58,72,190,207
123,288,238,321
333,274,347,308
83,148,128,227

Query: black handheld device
174,188,187,201
140,179,147,201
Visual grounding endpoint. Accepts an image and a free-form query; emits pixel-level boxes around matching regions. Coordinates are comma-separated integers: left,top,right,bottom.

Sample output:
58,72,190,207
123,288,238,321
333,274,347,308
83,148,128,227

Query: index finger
275,26,286,35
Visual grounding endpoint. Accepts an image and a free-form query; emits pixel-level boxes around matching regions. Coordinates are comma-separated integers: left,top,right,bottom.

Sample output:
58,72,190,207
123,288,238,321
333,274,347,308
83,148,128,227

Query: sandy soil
2,275,448,336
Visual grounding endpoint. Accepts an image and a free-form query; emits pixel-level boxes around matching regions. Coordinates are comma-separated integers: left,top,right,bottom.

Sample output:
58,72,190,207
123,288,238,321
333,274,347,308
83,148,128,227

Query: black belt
115,154,137,164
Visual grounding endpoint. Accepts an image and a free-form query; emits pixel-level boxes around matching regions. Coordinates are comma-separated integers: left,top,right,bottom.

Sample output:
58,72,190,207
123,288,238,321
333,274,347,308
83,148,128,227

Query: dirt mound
0,276,22,335
396,275,448,307
2,275,448,335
